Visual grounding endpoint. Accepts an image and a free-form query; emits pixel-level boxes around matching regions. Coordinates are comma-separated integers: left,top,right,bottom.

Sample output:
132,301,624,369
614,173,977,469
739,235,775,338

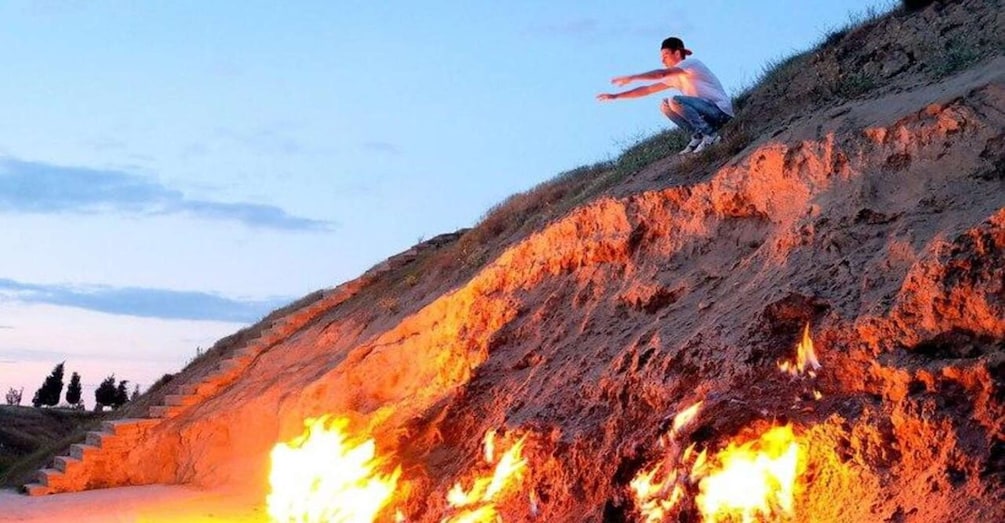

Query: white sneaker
691,133,721,153
679,134,702,155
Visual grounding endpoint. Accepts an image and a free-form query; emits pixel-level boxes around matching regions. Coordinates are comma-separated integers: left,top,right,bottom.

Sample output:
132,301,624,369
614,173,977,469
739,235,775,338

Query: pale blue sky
0,0,893,405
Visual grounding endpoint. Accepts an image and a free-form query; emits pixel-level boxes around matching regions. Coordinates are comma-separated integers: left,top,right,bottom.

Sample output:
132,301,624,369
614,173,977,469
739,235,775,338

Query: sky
0,0,894,407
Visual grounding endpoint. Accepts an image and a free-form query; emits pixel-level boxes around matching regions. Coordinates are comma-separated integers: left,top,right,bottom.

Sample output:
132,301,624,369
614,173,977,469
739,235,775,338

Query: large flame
443,433,528,523
267,416,401,523
696,425,805,523
778,323,821,377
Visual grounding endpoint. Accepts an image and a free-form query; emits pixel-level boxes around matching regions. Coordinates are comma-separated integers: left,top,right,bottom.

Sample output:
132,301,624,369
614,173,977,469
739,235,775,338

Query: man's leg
661,99,705,154
660,98,696,135
669,96,731,136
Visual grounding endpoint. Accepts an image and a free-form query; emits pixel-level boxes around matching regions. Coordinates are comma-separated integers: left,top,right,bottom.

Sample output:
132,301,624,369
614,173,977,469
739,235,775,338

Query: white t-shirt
661,58,734,117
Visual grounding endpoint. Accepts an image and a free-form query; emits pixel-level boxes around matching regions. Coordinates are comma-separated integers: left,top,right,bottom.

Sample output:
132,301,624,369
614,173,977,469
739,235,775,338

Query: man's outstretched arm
611,68,683,86
597,82,670,101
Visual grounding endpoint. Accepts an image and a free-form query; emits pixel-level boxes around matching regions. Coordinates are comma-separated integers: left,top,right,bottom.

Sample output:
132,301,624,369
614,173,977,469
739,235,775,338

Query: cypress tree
95,375,117,410
33,362,65,407
65,372,83,407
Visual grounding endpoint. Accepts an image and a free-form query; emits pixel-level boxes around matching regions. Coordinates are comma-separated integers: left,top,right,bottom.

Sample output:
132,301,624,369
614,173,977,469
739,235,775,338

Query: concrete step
85,431,113,447
102,418,161,434
149,405,184,418
22,482,50,496
163,394,199,407
36,468,63,487
54,456,82,474
70,443,99,461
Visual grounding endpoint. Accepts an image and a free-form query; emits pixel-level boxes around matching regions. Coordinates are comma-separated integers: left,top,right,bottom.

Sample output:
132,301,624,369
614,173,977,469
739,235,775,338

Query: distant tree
5,387,23,406
94,375,118,411
113,380,130,408
33,362,65,407
65,372,83,408
130,383,141,402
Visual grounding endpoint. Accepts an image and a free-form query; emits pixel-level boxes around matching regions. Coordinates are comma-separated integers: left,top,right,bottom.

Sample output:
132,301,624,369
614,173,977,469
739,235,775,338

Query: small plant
615,128,689,177
378,296,399,313
403,273,420,287
835,72,877,98
5,387,23,406
930,41,981,79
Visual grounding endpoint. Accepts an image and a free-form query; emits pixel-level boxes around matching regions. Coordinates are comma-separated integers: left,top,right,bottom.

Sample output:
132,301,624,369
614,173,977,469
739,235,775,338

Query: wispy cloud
0,278,289,322
0,157,332,231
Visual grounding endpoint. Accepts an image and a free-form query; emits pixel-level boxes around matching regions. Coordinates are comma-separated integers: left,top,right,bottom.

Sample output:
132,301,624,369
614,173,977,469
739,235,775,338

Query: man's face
661,48,683,67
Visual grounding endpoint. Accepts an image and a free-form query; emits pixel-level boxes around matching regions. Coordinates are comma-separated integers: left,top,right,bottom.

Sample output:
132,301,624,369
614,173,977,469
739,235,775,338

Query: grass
930,40,983,79
0,405,103,489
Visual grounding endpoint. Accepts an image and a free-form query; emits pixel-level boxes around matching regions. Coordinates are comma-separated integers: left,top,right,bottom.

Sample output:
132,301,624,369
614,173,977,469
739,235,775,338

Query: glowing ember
267,416,401,523
696,425,805,523
443,434,528,523
778,323,821,377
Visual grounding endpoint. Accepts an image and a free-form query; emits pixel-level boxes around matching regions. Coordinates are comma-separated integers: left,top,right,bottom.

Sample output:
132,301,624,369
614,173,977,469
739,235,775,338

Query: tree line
3,362,139,411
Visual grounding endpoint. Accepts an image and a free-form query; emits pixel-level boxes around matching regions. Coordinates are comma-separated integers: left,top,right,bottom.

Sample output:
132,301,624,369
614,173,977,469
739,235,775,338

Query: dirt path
0,486,268,522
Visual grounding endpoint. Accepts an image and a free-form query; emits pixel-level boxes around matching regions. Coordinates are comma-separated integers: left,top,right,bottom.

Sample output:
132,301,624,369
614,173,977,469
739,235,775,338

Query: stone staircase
21,283,359,496
23,418,162,495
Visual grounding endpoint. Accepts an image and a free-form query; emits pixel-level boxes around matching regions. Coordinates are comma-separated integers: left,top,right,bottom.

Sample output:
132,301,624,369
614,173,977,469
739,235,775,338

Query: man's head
660,37,693,67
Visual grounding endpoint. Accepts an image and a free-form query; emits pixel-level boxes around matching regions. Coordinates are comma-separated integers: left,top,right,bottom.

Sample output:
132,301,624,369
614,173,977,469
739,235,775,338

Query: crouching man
598,37,734,154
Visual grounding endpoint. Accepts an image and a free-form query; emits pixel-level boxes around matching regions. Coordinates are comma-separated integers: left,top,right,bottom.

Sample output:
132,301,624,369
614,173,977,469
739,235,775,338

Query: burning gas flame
671,401,703,436
631,402,704,522
267,416,401,523
778,323,821,377
443,433,528,523
696,425,805,523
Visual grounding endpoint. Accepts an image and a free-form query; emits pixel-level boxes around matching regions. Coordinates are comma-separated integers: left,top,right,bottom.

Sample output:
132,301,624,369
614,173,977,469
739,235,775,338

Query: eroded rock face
89,60,1004,522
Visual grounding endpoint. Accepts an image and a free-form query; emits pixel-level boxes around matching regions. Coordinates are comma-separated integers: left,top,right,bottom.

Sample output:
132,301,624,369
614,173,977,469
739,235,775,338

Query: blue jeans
660,95,732,136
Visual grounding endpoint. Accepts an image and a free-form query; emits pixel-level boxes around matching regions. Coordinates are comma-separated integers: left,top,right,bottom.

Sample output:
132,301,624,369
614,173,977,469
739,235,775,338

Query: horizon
0,0,895,405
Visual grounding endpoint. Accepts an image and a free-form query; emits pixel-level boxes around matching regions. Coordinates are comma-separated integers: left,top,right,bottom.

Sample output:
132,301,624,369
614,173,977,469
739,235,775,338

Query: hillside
8,1,1005,522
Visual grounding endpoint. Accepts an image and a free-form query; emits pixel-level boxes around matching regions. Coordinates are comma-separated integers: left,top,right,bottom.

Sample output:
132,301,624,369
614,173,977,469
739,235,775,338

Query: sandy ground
0,486,269,523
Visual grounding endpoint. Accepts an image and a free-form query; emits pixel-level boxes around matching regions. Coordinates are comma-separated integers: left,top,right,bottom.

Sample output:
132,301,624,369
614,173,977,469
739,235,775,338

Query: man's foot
679,134,702,155
692,133,722,153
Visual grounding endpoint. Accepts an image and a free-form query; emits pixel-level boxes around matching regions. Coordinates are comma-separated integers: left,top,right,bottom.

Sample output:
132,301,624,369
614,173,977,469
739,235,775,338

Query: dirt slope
17,2,1005,522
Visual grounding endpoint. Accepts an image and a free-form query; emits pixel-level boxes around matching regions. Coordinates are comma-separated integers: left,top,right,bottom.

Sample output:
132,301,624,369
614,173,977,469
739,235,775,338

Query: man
598,37,734,154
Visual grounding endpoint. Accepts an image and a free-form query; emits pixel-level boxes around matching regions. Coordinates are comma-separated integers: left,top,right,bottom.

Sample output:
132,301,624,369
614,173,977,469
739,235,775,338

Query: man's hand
611,76,634,86
596,93,618,101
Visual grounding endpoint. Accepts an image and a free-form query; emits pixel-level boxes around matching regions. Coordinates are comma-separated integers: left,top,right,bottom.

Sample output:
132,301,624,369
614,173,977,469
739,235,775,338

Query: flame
696,425,805,523
631,402,704,522
778,323,821,377
267,416,401,523
483,429,496,464
671,401,703,436
630,466,685,523
443,434,528,523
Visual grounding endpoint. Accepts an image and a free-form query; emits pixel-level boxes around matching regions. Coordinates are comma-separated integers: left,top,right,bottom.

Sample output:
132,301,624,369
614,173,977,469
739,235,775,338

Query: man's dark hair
661,37,693,56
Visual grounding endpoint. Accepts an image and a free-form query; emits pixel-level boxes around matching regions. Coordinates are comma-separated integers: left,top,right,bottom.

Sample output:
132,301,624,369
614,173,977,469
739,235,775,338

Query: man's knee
659,98,674,116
